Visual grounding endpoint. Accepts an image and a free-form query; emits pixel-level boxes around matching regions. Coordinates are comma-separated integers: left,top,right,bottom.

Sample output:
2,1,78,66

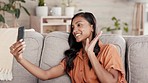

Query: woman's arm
85,32,118,83
10,39,65,80
87,52,118,83
18,58,65,80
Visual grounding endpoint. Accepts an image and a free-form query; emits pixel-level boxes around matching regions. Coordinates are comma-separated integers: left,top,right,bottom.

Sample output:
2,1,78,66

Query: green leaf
123,22,128,26
101,27,111,32
9,0,26,4
107,27,111,31
3,5,8,11
112,17,116,20
6,9,15,14
21,6,30,16
15,8,20,18
124,27,128,32
103,16,129,33
0,14,5,23
38,0,45,6
0,5,1,8
9,0,14,4
20,0,26,3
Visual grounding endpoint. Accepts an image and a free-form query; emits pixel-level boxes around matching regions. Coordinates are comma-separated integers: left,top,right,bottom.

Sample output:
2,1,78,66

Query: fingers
10,45,14,51
18,48,25,54
10,39,26,56
90,31,103,46
10,39,23,50
85,38,90,51
14,39,24,49
94,31,103,42
85,31,103,55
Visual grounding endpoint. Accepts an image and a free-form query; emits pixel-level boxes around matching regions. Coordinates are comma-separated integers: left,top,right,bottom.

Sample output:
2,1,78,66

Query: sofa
0,30,148,83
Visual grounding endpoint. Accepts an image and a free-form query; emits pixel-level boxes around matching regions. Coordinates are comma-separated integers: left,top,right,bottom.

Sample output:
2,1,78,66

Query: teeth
75,34,81,37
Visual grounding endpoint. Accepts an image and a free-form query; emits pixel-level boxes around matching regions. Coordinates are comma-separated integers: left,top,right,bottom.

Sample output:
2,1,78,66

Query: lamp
131,0,148,35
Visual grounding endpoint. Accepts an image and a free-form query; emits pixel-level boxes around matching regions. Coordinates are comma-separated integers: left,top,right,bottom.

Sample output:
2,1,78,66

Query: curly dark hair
64,12,100,72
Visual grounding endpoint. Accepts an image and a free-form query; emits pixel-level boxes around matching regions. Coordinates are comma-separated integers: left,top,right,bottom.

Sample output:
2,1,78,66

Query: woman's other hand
10,39,26,62
85,31,102,55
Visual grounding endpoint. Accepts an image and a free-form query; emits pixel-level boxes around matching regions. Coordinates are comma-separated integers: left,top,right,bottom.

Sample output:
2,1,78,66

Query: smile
75,33,81,37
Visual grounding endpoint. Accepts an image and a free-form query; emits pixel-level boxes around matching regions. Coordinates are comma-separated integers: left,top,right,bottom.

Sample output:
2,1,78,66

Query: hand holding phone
17,26,24,41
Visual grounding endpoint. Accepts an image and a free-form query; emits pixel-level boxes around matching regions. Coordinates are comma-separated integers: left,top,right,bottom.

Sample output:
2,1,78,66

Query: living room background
0,0,135,35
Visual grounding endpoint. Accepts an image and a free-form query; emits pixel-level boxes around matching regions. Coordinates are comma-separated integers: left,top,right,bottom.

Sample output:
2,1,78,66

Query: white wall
0,0,135,35
144,3,148,35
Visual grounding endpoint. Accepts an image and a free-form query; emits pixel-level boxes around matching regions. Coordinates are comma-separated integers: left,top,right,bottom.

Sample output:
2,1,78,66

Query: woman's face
72,16,94,42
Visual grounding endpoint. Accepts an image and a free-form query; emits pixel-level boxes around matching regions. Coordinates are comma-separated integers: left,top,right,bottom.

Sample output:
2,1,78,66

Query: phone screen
17,26,24,41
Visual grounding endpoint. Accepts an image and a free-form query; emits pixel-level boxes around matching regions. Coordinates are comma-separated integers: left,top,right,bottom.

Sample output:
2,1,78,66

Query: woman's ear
90,25,94,32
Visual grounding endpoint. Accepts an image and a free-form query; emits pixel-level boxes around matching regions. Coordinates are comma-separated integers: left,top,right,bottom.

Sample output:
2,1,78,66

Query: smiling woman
64,12,127,83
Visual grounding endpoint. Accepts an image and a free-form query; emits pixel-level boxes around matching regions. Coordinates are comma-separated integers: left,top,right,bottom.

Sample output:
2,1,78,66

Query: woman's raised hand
85,31,102,55
10,39,26,61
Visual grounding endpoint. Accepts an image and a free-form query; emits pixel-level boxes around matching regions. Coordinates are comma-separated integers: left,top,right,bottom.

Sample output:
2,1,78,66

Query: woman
10,12,127,83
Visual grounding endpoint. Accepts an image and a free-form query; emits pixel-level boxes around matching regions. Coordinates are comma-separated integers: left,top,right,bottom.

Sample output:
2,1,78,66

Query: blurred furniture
30,16,72,34
131,0,148,35
0,28,18,81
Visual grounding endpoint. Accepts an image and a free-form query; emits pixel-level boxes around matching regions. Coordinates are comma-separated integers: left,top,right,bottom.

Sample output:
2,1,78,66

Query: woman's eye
77,24,81,27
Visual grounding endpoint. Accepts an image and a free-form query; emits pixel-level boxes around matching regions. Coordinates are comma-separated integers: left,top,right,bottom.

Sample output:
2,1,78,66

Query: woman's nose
73,27,78,33
73,29,77,34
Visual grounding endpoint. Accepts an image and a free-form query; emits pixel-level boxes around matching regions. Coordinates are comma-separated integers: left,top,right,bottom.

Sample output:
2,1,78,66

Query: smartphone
17,26,24,41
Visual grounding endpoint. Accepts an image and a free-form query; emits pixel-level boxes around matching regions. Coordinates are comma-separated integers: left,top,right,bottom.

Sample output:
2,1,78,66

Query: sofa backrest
39,31,126,83
124,36,148,83
39,31,71,83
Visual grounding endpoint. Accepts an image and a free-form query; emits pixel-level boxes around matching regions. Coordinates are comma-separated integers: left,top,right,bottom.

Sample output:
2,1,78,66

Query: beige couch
0,30,148,83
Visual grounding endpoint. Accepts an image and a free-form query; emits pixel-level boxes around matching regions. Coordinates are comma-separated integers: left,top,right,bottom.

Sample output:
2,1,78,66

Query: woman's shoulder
101,43,117,51
98,43,119,58
98,43,121,64
99,40,116,50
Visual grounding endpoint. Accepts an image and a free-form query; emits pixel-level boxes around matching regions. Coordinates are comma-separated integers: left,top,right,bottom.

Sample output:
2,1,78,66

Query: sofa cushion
124,36,148,83
39,31,71,83
0,30,44,83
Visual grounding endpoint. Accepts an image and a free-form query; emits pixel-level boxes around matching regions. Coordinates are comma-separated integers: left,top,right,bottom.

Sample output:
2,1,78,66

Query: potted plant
0,0,30,27
101,16,128,35
36,0,48,16
62,0,75,17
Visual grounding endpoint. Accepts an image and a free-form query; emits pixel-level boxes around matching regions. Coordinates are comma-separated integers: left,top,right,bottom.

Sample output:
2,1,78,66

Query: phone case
17,26,24,41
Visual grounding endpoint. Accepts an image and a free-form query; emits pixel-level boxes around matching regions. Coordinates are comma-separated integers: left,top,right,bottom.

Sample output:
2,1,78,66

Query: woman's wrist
87,52,95,57
15,55,24,63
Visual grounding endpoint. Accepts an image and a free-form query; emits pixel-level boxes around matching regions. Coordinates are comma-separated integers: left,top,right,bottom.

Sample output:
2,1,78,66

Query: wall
144,4,148,35
0,0,135,35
